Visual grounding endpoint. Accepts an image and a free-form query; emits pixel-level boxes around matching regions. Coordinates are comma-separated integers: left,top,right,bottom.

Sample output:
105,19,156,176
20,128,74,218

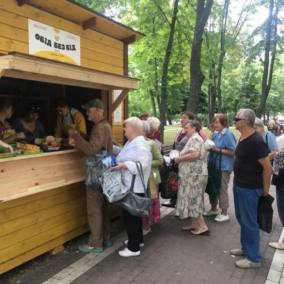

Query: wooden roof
0,53,138,90
19,0,144,43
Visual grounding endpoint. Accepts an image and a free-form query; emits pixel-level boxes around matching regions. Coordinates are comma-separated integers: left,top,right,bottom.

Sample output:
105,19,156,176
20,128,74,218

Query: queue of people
3,97,282,269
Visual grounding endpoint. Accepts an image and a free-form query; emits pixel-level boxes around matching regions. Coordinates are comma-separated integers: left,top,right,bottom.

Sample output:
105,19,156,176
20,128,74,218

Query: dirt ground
0,216,125,284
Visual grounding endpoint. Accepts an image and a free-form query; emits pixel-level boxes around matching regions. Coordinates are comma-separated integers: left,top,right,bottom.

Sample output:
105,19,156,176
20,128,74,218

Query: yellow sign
28,19,80,65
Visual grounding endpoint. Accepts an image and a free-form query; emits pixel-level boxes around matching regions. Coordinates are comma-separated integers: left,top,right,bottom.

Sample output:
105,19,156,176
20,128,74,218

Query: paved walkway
42,134,284,284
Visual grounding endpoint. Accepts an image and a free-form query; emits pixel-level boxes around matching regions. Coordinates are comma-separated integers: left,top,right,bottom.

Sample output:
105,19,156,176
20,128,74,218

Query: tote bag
205,150,222,198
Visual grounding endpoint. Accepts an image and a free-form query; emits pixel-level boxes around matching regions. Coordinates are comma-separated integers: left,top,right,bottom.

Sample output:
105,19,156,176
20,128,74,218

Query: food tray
0,150,43,159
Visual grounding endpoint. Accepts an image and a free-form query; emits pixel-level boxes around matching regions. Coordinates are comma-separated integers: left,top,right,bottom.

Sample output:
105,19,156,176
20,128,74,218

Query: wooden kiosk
0,0,143,274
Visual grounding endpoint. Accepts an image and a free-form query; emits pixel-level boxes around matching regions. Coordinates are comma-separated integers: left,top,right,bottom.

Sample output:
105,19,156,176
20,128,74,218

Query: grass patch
164,124,240,144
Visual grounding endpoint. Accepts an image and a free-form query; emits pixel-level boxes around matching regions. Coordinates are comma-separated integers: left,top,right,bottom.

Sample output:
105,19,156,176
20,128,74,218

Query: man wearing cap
54,98,87,138
69,98,113,253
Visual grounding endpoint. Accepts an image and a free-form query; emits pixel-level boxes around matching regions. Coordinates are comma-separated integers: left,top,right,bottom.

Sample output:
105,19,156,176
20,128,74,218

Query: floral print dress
176,132,208,219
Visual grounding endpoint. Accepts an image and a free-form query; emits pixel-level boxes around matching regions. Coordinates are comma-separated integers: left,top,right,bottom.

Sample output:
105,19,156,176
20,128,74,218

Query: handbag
159,158,179,199
101,167,129,203
117,162,152,218
147,172,158,199
258,194,274,234
85,149,108,189
205,150,222,198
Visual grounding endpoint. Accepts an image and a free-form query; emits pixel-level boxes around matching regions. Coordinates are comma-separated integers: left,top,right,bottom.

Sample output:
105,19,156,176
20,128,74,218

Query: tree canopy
76,0,284,127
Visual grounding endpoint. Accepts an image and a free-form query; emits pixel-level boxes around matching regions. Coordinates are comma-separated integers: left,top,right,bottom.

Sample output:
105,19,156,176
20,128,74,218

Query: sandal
181,226,198,231
269,242,284,250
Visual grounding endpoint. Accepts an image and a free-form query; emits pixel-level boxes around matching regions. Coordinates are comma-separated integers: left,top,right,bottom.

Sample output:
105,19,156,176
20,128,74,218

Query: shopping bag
117,162,151,218
147,172,158,199
101,167,129,203
85,150,108,189
258,194,274,234
205,151,222,198
159,158,179,199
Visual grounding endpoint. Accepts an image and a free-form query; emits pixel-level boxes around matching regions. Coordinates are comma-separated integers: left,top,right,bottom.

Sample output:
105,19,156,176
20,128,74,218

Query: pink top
199,129,207,142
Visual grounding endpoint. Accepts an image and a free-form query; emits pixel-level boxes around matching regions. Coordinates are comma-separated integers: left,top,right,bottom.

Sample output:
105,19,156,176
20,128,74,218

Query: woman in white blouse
114,117,152,257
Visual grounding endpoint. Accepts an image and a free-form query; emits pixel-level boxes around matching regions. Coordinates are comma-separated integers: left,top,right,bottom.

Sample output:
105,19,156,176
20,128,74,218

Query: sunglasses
234,117,246,122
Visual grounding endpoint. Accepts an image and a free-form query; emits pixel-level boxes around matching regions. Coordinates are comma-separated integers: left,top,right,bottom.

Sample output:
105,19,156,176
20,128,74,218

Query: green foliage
75,0,284,119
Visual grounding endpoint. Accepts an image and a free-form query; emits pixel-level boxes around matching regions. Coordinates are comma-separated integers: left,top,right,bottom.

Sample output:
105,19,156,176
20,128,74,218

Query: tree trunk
208,61,217,123
159,0,179,138
217,0,229,112
149,90,157,117
187,0,214,114
256,0,277,118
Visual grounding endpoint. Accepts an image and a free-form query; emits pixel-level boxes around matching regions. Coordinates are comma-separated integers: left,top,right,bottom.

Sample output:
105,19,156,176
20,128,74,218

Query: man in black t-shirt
230,109,272,269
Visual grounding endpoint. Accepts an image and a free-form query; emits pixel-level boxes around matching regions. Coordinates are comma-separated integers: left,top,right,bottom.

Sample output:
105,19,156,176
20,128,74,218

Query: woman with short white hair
114,117,152,257
141,121,163,235
147,116,163,145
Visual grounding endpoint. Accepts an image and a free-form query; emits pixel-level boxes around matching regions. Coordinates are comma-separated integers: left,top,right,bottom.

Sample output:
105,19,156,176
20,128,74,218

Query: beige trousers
86,187,110,248
209,171,231,209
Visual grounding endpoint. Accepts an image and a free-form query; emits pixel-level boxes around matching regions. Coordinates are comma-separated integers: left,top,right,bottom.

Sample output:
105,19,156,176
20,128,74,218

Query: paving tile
240,276,254,284
267,270,282,282
39,182,283,284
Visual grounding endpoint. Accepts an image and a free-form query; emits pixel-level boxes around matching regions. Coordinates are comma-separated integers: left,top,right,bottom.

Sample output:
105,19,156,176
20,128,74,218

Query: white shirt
116,136,152,193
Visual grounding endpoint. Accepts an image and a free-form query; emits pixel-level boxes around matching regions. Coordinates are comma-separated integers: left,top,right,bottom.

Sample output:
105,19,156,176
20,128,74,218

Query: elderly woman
254,117,278,162
114,117,152,257
141,121,163,235
203,113,236,222
269,148,284,249
147,116,163,145
162,111,194,208
174,120,209,235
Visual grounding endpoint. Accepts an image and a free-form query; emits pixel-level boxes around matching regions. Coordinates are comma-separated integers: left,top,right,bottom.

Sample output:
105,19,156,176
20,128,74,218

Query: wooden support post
82,17,96,30
109,89,129,116
51,244,65,255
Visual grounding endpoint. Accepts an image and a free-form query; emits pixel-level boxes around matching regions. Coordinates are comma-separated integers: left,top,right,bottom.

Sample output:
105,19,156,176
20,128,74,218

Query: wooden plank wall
0,182,89,275
0,150,88,199
0,0,124,75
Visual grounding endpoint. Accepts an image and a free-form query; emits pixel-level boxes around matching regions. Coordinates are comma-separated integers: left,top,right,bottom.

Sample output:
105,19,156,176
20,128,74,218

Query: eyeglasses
234,117,246,122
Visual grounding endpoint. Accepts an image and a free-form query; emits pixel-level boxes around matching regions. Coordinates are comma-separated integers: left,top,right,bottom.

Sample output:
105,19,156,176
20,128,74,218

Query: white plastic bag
101,168,129,203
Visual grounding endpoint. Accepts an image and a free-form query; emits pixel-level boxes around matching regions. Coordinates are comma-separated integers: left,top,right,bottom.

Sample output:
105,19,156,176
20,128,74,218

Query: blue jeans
276,186,284,227
233,185,262,263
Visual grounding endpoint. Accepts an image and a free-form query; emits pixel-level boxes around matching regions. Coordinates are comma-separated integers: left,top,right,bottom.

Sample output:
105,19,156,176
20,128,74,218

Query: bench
161,143,173,156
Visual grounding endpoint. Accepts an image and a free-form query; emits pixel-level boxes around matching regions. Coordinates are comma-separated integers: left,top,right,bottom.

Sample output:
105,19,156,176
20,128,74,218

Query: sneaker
235,258,261,268
125,240,144,247
230,248,246,256
119,248,140,257
78,244,104,253
215,214,230,222
203,210,219,216
103,241,112,248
